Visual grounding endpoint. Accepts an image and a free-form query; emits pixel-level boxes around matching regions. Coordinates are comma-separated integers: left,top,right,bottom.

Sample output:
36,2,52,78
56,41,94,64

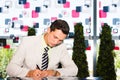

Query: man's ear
46,27,50,33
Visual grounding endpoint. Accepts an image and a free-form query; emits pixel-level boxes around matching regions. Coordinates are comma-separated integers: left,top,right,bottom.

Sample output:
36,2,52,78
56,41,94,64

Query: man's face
46,28,67,47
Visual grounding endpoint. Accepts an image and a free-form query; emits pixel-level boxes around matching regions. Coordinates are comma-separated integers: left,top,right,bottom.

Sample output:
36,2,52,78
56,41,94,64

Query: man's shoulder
23,35,41,40
23,36,36,39
21,35,41,43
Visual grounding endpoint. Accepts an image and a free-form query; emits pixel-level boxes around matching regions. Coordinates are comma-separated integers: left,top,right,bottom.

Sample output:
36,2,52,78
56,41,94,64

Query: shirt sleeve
55,44,78,77
6,37,30,77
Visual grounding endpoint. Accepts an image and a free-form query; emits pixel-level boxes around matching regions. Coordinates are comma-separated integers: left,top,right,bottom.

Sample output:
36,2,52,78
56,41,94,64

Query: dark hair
50,19,70,35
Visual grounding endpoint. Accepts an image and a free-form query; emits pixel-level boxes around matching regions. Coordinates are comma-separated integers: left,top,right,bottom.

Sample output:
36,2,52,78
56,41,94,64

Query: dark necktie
41,47,49,70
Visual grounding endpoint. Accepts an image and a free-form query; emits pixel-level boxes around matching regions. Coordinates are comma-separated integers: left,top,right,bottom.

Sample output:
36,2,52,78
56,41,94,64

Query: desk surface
6,77,102,80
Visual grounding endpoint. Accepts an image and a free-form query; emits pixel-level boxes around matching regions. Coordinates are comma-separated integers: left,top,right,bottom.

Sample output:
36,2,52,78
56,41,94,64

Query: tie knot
44,47,49,52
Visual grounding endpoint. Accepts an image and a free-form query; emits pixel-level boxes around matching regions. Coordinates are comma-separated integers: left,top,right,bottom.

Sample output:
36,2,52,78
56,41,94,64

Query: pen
36,64,40,70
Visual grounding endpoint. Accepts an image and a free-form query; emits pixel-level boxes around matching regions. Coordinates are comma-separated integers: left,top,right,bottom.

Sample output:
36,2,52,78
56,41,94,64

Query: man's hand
26,69,60,79
26,69,43,79
41,70,60,77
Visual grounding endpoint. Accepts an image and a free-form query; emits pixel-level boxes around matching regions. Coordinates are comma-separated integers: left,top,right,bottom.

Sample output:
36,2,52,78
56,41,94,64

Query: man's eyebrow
54,35,63,41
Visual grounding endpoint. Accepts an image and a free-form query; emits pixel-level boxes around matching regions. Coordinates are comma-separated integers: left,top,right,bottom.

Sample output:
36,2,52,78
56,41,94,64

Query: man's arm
56,44,78,77
6,37,29,77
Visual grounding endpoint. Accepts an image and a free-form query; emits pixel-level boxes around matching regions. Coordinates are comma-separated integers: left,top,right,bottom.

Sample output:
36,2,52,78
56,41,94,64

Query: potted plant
72,23,89,78
96,23,116,80
27,27,36,36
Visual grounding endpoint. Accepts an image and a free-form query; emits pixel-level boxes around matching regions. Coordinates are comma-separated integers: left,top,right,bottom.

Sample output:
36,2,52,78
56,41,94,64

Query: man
6,19,78,79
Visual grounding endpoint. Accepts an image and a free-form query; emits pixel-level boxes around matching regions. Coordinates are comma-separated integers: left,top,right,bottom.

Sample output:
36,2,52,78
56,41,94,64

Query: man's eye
54,36,57,39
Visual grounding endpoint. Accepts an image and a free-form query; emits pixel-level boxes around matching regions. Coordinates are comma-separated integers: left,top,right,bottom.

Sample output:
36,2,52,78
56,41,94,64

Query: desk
6,77,102,80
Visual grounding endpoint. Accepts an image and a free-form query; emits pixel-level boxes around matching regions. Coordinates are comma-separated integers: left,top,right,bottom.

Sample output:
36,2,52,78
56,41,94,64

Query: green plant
72,23,89,78
27,27,36,36
96,23,116,80
114,52,120,69
0,48,14,78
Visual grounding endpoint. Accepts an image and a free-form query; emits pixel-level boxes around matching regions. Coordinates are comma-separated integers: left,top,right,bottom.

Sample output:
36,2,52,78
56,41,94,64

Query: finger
41,71,48,77
33,71,40,77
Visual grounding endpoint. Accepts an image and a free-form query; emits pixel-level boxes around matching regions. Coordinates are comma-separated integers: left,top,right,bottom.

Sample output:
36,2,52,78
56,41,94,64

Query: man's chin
50,44,60,48
50,45,56,48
